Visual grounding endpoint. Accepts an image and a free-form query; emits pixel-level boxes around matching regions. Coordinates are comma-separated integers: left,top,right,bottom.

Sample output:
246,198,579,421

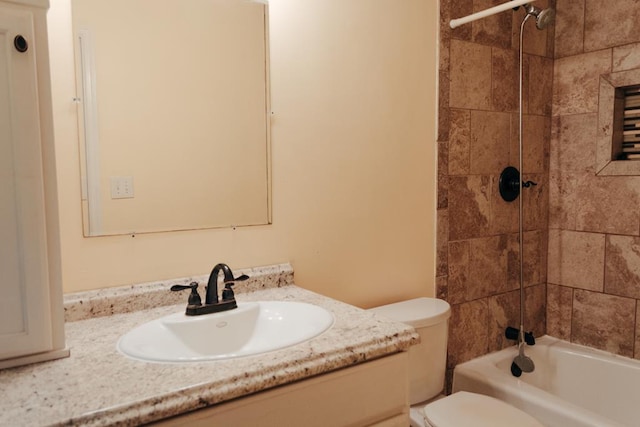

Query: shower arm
449,0,538,29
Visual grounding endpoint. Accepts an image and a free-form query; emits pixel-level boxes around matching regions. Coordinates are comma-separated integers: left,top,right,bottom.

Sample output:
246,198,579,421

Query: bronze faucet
171,263,249,316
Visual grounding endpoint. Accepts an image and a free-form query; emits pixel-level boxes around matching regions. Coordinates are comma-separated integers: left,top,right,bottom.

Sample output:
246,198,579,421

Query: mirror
71,0,271,236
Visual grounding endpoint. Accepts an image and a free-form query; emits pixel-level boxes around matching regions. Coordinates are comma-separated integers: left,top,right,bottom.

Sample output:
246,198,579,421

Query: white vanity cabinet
0,0,67,368
152,353,409,427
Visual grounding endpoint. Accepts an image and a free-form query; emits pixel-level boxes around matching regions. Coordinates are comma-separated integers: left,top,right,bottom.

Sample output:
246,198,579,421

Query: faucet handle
223,274,249,285
170,282,202,306
221,274,249,302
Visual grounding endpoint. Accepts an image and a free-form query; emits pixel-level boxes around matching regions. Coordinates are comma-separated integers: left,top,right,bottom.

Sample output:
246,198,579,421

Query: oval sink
117,301,334,362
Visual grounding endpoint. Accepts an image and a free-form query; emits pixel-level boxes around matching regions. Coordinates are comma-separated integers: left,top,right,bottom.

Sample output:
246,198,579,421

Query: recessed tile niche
597,69,640,175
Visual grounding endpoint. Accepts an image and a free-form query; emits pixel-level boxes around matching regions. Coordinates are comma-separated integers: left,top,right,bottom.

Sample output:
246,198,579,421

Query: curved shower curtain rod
449,0,538,29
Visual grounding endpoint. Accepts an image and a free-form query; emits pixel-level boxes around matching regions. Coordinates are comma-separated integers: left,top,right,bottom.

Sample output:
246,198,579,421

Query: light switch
110,176,134,199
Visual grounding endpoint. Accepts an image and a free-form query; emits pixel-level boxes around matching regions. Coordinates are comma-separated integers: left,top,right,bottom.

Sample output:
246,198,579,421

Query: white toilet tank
369,297,451,405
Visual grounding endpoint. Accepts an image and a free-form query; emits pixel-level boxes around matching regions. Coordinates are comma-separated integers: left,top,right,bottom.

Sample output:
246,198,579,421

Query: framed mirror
72,0,271,236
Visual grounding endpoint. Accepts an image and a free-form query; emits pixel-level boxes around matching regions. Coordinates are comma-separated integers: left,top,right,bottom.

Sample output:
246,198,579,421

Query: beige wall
47,0,438,308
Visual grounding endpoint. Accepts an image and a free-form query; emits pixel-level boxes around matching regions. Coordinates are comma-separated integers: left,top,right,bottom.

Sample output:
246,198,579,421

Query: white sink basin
117,301,334,362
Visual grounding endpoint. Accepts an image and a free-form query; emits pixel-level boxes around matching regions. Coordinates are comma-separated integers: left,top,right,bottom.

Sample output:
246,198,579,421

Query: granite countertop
0,264,418,427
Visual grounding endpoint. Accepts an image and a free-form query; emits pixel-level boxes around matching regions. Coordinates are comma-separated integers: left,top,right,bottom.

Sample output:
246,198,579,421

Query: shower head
535,7,555,29
523,4,555,30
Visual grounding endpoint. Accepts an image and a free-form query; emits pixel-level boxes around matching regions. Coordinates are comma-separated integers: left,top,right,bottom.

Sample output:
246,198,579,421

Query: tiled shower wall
437,0,554,387
438,0,640,383
547,0,640,359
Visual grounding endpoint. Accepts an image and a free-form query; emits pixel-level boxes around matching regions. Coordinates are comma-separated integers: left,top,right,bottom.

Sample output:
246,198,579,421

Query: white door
0,4,53,359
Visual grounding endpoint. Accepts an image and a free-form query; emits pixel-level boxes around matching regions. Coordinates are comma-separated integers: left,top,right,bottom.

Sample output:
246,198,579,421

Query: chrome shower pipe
517,13,529,356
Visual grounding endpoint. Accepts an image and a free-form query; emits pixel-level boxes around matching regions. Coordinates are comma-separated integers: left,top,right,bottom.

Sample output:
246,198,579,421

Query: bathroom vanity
0,265,418,426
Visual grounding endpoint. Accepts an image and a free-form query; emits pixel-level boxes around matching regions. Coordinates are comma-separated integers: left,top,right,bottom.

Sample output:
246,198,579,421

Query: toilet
369,298,544,427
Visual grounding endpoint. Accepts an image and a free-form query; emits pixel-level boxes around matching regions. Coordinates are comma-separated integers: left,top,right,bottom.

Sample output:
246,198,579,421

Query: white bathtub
452,335,640,427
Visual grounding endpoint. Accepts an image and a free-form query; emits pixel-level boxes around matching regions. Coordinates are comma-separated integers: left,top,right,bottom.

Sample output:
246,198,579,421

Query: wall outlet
110,176,134,199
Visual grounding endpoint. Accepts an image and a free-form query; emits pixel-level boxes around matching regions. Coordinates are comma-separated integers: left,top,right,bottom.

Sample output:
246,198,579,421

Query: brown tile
574,176,640,235
492,47,518,112
507,234,519,289
508,231,545,290
522,115,549,174
584,0,640,52
448,240,470,305
547,229,605,291
490,174,518,235
605,235,640,300
548,168,578,229
508,112,519,168
468,235,509,300
438,140,449,210
527,55,554,116
470,111,511,175
448,235,510,302
546,283,572,340
450,39,492,110
539,229,549,284
553,49,612,115
636,304,640,361
488,290,519,352
472,0,512,49
449,109,470,175
543,115,552,172
522,55,531,115
448,175,491,240
439,139,449,177
436,275,448,301
522,173,548,231
525,283,547,337
447,299,489,368
439,0,452,72
544,0,556,59
572,289,635,357
554,0,585,58
550,113,597,174
438,71,451,143
510,115,551,176
438,172,449,210
612,42,640,72
437,209,449,278
438,139,449,210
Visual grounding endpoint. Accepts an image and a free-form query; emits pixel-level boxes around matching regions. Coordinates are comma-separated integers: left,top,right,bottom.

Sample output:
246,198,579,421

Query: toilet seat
423,391,544,427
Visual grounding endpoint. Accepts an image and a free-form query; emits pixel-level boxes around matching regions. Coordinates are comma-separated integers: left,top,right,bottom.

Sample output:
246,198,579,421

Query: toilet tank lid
369,297,451,328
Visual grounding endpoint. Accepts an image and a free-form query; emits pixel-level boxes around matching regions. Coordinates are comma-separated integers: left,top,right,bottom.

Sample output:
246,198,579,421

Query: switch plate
110,176,134,199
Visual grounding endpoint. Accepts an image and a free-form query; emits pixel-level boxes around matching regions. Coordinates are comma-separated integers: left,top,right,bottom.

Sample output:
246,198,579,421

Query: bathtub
452,335,640,427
